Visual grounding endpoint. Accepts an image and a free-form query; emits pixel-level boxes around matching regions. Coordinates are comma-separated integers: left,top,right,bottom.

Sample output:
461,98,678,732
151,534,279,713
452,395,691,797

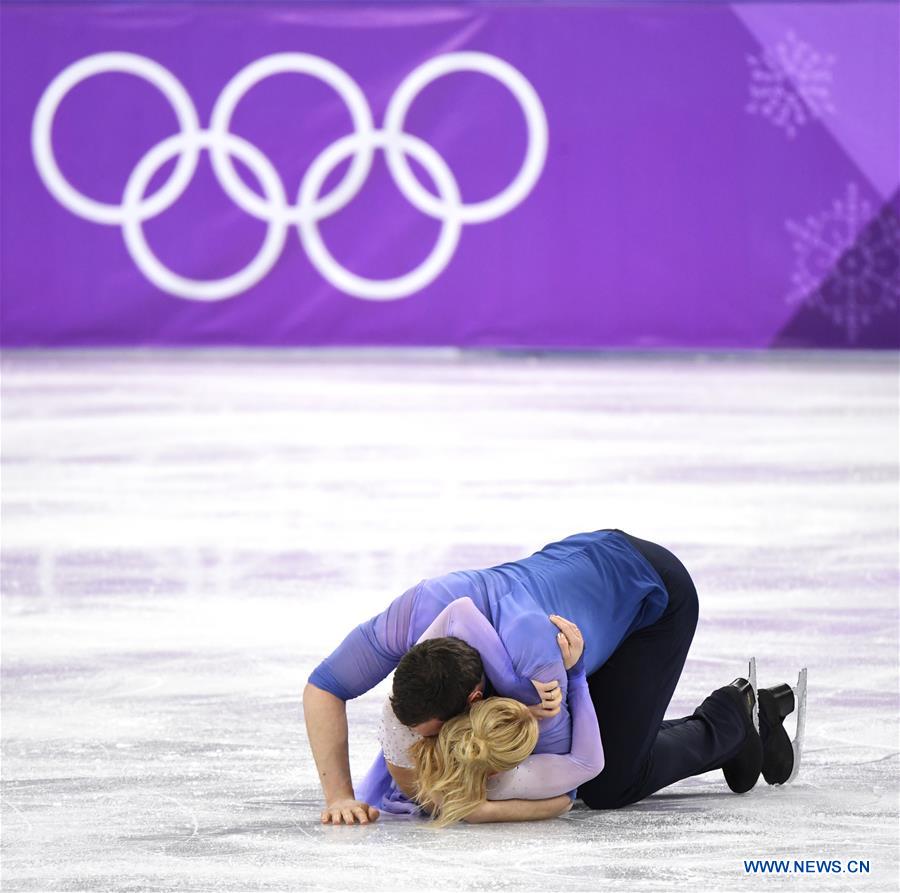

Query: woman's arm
398,760,579,824
385,760,418,800
487,617,604,802
486,666,603,801
464,795,573,824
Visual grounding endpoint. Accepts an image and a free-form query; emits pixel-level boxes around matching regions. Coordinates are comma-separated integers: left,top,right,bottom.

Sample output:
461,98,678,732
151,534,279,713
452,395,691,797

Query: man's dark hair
390,636,484,727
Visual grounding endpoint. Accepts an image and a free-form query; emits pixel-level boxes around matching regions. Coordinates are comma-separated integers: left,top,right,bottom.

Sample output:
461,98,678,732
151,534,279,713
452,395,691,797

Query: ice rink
2,350,898,891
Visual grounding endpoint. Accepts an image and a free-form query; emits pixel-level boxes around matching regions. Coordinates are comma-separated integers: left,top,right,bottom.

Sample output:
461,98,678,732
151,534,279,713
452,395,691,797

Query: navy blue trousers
578,530,748,810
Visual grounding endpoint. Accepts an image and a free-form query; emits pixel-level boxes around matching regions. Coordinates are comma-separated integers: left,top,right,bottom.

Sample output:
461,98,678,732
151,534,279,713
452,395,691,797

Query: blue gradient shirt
308,529,668,756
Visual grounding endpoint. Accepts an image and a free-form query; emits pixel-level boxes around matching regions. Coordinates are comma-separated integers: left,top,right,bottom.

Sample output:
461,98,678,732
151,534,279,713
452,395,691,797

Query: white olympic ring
123,131,288,301
32,51,548,301
32,52,202,226
383,52,548,225
209,53,375,224
299,131,462,300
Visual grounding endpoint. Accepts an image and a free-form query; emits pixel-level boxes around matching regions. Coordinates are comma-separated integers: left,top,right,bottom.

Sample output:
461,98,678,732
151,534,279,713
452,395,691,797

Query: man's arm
463,795,573,824
304,583,422,824
303,683,380,825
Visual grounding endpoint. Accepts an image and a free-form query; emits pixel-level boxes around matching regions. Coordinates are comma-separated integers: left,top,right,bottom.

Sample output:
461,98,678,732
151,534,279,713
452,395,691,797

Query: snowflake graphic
785,183,900,343
746,30,836,138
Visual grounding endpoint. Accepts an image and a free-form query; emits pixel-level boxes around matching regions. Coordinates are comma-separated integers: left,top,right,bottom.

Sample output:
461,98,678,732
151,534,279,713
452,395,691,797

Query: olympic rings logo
32,52,548,301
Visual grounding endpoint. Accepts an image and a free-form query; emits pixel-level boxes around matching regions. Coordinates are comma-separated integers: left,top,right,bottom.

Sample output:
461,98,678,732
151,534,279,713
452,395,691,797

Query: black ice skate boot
758,668,807,785
720,678,763,794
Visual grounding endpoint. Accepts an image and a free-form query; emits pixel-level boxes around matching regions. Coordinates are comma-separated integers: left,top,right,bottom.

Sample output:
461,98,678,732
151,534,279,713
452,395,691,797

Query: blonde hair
411,696,538,828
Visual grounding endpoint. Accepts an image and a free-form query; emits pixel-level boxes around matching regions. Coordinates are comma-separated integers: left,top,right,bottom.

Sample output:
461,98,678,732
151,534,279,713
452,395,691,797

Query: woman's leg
578,531,748,810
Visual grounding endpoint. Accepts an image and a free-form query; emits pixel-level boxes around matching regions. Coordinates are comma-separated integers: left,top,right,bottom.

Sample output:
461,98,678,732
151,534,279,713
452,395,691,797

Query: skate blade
748,656,759,734
785,667,807,784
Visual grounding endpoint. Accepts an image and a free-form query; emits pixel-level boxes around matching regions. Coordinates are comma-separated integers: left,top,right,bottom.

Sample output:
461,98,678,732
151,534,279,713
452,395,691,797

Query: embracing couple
303,528,806,827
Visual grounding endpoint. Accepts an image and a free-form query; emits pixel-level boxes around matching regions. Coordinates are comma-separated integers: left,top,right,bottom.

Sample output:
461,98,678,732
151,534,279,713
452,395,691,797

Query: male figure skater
304,529,803,824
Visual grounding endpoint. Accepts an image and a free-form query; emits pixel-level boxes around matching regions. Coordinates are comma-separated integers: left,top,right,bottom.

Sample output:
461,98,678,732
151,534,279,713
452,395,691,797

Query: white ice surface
1,350,898,891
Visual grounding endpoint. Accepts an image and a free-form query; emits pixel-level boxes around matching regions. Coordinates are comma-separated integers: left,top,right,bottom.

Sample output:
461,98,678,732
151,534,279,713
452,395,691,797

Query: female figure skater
304,528,806,824
407,612,600,826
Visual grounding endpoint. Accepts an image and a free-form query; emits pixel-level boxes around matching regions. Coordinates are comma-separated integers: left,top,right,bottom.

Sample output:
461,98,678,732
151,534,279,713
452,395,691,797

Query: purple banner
1,2,897,348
